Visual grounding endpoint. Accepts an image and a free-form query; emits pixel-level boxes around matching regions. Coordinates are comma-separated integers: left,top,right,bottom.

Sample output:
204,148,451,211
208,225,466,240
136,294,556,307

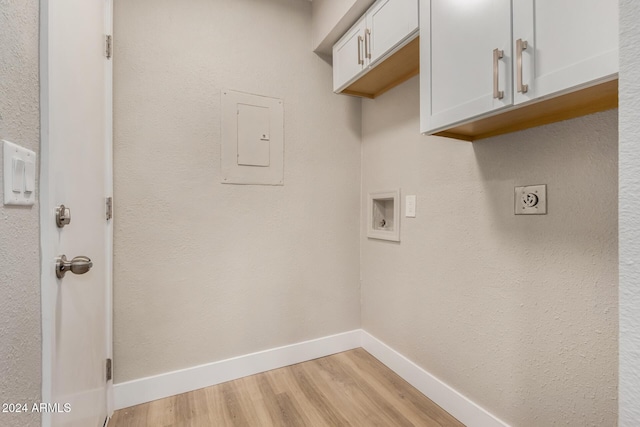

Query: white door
512,0,618,105
421,0,513,133
333,17,366,91
40,1,113,427
366,0,418,66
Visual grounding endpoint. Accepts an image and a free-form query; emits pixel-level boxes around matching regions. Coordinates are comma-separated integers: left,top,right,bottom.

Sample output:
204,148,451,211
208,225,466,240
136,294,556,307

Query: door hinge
106,358,112,382
106,197,113,221
105,35,112,59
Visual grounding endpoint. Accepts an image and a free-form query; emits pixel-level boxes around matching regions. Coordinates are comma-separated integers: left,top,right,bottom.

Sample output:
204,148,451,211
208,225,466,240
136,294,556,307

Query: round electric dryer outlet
515,184,547,215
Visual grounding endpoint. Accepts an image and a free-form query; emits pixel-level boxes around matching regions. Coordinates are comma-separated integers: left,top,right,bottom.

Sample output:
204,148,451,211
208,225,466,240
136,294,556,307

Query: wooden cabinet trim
433,78,618,142
342,36,419,99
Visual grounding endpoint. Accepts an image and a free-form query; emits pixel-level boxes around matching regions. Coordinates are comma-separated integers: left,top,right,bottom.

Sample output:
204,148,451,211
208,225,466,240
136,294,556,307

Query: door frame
39,1,114,425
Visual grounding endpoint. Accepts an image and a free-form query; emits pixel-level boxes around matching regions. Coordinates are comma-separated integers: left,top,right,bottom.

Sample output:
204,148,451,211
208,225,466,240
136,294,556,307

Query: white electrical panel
237,104,270,167
3,140,36,206
221,90,283,185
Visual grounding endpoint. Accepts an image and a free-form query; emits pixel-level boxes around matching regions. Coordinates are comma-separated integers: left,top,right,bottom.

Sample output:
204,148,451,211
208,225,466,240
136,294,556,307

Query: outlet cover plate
515,184,546,215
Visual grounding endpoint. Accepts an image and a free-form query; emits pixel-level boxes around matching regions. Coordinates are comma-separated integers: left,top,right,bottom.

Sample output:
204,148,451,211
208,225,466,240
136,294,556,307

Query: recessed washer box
221,90,284,185
367,189,400,241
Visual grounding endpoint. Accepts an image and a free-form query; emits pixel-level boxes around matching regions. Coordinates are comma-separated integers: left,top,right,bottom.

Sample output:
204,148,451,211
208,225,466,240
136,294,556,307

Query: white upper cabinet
512,0,618,105
421,0,619,139
422,0,513,132
333,17,366,91
367,0,418,65
333,0,419,96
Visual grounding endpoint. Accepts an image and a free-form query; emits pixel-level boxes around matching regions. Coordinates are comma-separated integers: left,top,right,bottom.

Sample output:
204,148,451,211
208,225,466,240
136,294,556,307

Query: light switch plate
405,195,416,217
3,140,36,206
515,184,546,215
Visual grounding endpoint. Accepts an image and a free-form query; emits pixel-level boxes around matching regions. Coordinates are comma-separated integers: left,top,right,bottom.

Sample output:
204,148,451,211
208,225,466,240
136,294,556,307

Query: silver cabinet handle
516,38,528,94
493,48,504,99
365,28,371,59
56,254,93,279
357,35,364,65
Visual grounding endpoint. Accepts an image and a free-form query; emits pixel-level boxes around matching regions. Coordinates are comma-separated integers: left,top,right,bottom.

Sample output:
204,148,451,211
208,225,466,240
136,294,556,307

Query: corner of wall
0,0,42,426
618,0,640,424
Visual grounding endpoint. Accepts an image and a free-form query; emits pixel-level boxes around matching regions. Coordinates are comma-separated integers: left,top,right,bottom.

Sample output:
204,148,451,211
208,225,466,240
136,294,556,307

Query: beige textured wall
0,1,42,426
361,77,618,426
312,0,356,49
619,0,640,423
113,0,362,383
311,0,374,54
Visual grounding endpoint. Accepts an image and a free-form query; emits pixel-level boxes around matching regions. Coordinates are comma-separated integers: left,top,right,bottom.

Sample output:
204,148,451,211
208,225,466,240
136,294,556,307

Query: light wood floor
110,348,464,427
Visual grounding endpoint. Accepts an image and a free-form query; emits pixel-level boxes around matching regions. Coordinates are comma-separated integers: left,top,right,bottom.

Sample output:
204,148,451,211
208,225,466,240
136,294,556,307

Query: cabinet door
513,0,618,105
421,0,513,133
333,18,366,92
366,0,418,66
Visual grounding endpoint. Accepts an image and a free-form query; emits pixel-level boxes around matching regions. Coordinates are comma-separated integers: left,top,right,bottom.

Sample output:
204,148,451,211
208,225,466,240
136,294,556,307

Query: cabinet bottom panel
340,37,419,99
432,78,618,142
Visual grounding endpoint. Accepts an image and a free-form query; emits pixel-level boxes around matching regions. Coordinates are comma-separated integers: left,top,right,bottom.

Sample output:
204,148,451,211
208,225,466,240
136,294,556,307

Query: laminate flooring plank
275,391,310,426
110,349,465,427
314,355,416,427
256,374,311,426
340,351,441,426
140,398,168,427
234,375,273,425
220,381,252,427
288,362,351,426
306,357,397,427
338,349,464,427
110,402,149,427
191,388,216,427
265,365,329,426
266,366,295,394
332,351,438,427
298,357,381,426
202,382,231,427
356,349,464,427
174,391,195,425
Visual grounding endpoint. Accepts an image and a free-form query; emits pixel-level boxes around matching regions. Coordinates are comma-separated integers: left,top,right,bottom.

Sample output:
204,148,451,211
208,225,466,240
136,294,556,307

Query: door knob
55,255,93,279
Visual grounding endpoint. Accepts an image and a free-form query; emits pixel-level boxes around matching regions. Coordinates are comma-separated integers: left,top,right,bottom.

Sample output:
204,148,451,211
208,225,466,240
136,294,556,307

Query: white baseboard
361,331,510,427
113,330,362,410
114,329,509,427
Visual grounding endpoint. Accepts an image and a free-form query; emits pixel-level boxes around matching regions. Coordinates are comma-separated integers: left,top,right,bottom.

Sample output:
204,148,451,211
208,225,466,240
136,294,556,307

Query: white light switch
12,158,25,193
3,140,36,206
405,195,416,217
24,160,35,193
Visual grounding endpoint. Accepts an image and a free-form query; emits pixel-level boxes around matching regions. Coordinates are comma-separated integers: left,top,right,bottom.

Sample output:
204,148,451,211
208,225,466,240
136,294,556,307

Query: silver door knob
55,255,93,279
